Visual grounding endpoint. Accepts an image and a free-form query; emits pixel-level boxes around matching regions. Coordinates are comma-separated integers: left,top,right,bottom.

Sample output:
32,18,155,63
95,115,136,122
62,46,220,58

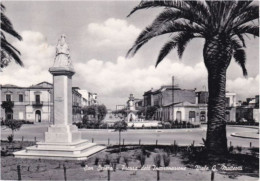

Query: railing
32,101,43,106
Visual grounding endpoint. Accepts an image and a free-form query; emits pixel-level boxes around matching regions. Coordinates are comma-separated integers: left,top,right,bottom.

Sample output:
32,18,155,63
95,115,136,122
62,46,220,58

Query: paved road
1,124,258,148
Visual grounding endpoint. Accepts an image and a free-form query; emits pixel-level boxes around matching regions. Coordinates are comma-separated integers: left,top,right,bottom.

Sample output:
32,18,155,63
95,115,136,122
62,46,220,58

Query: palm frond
231,5,259,30
127,0,188,17
223,0,253,32
1,22,22,40
185,1,211,28
127,20,204,57
1,37,21,55
0,3,5,11
156,37,177,67
233,25,259,37
1,39,23,66
235,33,246,47
156,32,197,67
176,32,195,59
233,48,247,77
0,12,12,28
231,38,247,77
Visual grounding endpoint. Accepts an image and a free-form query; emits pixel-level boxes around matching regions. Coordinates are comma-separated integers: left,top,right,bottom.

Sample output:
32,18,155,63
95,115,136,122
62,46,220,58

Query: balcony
32,101,43,107
73,102,80,107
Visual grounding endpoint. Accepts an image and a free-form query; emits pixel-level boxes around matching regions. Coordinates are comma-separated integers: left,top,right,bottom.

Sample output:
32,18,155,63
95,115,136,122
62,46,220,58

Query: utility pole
172,76,174,122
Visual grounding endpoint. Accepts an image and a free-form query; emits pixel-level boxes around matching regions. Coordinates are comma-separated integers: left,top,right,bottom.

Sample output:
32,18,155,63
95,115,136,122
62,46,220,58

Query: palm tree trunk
203,35,232,156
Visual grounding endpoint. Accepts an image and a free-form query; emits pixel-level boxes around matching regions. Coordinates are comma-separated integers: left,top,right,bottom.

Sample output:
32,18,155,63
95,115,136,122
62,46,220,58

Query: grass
1,140,259,181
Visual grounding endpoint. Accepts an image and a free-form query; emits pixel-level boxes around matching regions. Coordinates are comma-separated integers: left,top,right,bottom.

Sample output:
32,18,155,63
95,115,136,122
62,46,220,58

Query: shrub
153,154,161,167
136,152,146,167
116,155,120,163
229,146,234,153
236,146,242,153
123,156,129,167
80,161,85,167
7,134,13,143
94,157,99,165
162,153,170,166
5,120,23,135
105,154,111,165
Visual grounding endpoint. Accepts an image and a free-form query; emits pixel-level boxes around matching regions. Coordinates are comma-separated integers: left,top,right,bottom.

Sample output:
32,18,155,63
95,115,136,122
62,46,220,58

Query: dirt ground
1,141,259,181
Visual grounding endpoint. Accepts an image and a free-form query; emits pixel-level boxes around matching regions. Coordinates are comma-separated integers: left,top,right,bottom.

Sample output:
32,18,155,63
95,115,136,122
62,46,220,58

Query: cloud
227,75,259,100
0,31,55,86
83,18,141,48
74,57,208,99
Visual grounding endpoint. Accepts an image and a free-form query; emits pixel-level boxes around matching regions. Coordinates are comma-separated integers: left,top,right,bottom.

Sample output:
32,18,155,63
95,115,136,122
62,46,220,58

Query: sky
1,1,259,109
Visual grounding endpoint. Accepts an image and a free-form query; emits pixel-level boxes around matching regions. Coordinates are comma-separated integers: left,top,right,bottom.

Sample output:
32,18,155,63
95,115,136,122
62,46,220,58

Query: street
1,124,258,148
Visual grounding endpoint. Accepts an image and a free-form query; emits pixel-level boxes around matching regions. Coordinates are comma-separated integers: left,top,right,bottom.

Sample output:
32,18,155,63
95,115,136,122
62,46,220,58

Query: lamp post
172,76,174,122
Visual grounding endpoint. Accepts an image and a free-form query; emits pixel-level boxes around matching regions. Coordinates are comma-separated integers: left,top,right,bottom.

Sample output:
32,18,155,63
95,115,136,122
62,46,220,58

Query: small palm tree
0,3,23,69
127,0,259,156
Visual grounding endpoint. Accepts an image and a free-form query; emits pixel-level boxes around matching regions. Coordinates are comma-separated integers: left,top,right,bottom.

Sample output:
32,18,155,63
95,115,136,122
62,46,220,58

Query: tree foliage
4,119,22,135
1,101,14,113
113,120,128,132
0,3,23,69
145,106,158,120
82,104,107,121
127,0,258,76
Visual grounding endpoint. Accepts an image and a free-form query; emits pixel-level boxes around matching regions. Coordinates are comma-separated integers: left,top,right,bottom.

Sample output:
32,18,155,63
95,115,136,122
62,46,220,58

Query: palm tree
127,0,259,156
0,3,23,68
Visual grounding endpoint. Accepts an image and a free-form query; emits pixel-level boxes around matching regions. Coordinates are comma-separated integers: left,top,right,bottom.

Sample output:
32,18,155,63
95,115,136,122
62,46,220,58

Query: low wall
127,121,160,128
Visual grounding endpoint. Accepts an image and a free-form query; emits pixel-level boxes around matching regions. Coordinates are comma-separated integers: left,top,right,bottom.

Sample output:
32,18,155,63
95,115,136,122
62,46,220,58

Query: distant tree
82,104,108,128
0,3,23,69
114,120,128,154
97,104,107,121
145,106,158,120
1,101,14,120
82,105,96,118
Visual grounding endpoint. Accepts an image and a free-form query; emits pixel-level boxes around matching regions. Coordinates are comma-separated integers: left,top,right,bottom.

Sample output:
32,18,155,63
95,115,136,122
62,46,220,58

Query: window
225,97,230,107
189,111,196,122
35,95,40,103
19,94,23,102
189,111,196,118
6,94,11,101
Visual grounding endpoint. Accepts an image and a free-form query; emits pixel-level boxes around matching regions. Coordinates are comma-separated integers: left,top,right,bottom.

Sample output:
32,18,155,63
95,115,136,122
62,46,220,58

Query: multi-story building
72,87,82,123
142,84,237,124
145,85,196,121
0,82,96,123
89,93,98,105
0,82,53,123
236,95,259,122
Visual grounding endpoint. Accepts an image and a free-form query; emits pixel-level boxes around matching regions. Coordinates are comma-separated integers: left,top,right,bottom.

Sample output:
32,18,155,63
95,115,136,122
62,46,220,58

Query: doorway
35,110,41,123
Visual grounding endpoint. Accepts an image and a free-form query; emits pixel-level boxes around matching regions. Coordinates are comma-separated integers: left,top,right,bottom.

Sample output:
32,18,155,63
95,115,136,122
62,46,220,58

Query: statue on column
53,34,72,68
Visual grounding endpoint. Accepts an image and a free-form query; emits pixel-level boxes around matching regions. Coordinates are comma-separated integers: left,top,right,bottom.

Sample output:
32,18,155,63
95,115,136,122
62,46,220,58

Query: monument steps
14,143,106,160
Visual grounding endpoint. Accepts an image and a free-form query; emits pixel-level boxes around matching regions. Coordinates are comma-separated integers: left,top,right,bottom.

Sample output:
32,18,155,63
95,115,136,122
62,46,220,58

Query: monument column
44,34,81,143
49,68,74,125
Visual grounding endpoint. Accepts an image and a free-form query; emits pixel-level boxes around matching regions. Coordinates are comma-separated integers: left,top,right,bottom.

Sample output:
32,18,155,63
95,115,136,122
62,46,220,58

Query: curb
231,132,259,139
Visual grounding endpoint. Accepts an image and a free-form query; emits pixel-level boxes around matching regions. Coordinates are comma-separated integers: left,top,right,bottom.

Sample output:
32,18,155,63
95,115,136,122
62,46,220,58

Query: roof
30,82,53,88
163,101,200,107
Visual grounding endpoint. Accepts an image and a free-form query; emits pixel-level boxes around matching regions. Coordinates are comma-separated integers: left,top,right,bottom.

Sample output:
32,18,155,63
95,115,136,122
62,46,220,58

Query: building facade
0,82,96,123
142,85,237,123
1,82,53,123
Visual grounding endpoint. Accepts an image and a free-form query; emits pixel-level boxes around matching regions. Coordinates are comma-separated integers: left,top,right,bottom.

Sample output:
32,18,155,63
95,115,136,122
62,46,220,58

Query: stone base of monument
14,125,106,160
